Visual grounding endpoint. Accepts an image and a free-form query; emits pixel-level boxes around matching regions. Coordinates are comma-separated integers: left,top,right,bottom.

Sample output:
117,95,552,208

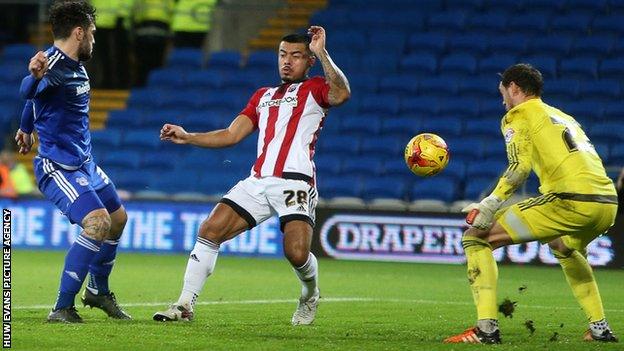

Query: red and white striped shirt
240,76,331,182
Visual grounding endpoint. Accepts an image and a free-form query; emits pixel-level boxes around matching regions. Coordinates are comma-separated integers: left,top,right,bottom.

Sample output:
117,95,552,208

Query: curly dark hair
500,63,544,97
49,0,96,39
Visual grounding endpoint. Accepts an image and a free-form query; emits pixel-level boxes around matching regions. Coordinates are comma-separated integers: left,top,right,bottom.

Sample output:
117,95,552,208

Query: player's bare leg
444,222,512,344
153,203,248,322
82,206,131,319
283,220,320,326
548,238,618,342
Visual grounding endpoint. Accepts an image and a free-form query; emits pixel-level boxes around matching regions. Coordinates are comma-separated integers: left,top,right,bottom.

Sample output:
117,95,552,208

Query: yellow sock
555,250,605,322
462,236,498,320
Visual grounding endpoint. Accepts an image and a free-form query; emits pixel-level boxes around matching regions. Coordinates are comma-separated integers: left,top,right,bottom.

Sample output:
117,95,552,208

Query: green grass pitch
11,250,624,350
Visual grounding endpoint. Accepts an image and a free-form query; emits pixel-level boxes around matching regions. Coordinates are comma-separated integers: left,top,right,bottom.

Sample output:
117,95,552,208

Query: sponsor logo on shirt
504,128,514,144
259,96,298,108
76,81,90,95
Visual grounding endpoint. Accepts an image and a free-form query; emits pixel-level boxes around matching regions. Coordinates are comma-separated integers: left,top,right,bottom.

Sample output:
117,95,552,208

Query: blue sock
87,240,119,295
54,234,102,310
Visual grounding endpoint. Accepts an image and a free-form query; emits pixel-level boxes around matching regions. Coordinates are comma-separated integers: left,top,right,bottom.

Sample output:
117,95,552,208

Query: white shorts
220,176,318,230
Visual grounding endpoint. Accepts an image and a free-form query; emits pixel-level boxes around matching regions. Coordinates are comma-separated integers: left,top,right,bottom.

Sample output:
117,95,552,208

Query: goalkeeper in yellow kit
445,64,618,344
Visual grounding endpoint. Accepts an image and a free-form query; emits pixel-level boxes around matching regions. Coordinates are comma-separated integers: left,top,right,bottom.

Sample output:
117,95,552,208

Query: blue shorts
34,157,122,225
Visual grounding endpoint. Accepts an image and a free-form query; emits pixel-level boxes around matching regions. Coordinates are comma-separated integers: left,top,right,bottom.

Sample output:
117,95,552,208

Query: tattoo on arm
317,51,350,106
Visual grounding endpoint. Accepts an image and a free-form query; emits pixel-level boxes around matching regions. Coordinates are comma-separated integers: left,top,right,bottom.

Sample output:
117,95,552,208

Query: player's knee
109,209,127,240
197,219,226,244
81,209,112,242
284,247,309,267
548,239,574,259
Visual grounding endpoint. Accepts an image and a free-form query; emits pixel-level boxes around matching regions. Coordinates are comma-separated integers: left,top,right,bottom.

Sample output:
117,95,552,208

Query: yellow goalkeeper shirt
492,98,616,200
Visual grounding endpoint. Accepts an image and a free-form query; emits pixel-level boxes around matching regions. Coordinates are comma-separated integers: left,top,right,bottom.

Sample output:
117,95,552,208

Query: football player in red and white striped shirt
154,26,350,325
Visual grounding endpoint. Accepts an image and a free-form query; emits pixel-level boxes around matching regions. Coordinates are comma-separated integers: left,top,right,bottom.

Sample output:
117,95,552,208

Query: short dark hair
500,63,544,97
49,0,96,39
280,33,312,53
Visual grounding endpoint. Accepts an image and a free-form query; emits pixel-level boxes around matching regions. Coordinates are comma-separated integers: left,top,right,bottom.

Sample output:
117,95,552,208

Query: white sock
177,237,219,309
477,319,499,334
292,253,318,300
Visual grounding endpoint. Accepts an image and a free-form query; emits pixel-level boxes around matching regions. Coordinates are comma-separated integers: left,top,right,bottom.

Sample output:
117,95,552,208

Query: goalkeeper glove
462,194,504,230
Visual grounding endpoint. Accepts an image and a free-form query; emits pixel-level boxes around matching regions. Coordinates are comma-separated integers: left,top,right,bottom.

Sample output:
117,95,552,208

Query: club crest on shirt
504,128,515,144
287,83,300,92
76,177,89,186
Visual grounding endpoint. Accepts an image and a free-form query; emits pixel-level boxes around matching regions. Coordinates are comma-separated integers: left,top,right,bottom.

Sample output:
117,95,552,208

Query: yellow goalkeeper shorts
495,193,618,252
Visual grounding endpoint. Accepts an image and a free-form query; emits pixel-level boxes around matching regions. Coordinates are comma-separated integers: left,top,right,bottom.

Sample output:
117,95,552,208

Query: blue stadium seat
478,55,516,74
310,9,349,28
360,136,403,157
198,171,241,195
112,169,149,192
411,176,457,202
123,130,161,150
418,76,458,96
401,54,438,74
147,68,187,87
90,129,123,149
207,51,241,70
316,134,360,155
610,144,624,164
481,142,507,160
447,34,489,55
389,11,425,31
439,53,477,76
102,150,142,169
445,0,484,11
560,57,598,79
185,70,223,89
520,55,557,79
361,176,408,200
127,89,155,109
1,44,35,62
328,31,367,51
463,176,495,200
219,70,258,90
184,112,224,131
448,138,483,159
579,80,620,100
342,156,383,175
149,171,201,193
176,150,225,171
603,101,624,120
382,158,412,177
590,122,624,142
467,12,508,34
571,0,608,13
361,53,400,74
349,10,387,28
593,142,610,162
464,118,501,138
381,117,421,136
545,79,580,100
167,48,204,69
479,100,505,118
427,11,466,32
458,76,499,99
313,154,342,174
378,74,418,96
358,94,400,115
550,14,593,35
526,35,573,57
518,0,566,12
0,63,28,83
368,30,407,53
400,96,440,115
441,159,466,181
487,34,529,55
317,177,361,198
437,97,480,117
107,109,144,128
421,117,463,137
246,50,276,70
406,33,447,54
563,101,603,122
599,58,624,79
349,75,378,94
0,83,19,102
571,36,614,57
591,15,624,35
341,114,382,135
507,11,550,34
142,151,178,171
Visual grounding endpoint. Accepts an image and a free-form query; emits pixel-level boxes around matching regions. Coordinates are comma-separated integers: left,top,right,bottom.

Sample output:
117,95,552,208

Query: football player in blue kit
16,0,130,323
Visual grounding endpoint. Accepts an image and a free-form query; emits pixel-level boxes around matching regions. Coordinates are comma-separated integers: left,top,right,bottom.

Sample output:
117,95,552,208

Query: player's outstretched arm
308,26,351,106
160,114,255,148
19,51,49,99
15,100,35,155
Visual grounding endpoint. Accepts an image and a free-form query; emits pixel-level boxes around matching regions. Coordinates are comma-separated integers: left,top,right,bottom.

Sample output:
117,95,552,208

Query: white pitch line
13,297,624,313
